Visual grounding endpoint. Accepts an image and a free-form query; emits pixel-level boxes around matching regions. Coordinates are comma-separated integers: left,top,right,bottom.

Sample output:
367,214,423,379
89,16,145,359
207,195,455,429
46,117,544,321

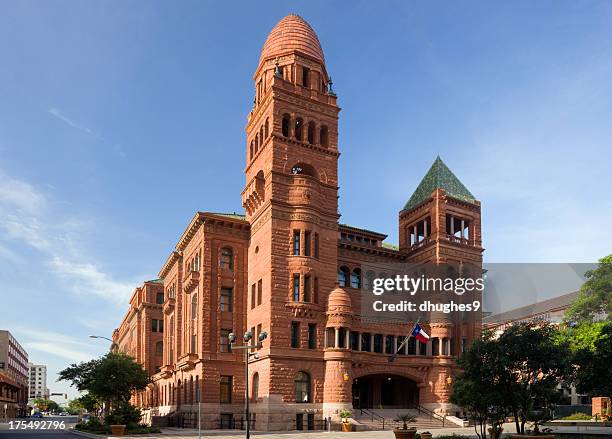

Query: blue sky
1,1,611,400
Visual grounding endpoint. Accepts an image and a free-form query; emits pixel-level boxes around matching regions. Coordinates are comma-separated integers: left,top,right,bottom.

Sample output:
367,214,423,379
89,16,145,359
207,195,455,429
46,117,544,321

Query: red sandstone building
114,14,483,430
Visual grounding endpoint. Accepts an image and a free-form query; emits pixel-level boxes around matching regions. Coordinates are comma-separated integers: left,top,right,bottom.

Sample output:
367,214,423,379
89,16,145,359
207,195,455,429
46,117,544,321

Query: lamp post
228,330,268,439
89,335,118,352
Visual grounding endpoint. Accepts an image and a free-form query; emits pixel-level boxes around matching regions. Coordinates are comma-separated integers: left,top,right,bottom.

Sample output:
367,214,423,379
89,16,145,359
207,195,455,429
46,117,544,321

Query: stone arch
352,365,425,384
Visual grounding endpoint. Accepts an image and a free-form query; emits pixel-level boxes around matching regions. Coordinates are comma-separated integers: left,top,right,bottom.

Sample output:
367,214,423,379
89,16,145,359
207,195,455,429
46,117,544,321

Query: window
419,340,427,356
304,231,311,256
408,337,417,355
350,269,361,289
296,413,304,430
156,292,164,304
220,329,232,353
294,371,310,403
350,331,359,350
291,322,300,348
302,66,310,88
264,118,269,138
303,275,311,302
338,266,349,287
152,319,164,333
220,376,232,404
251,284,256,309
314,233,319,259
385,335,394,354
282,114,290,137
307,122,315,144
320,125,329,147
374,334,383,353
220,247,233,270
293,275,300,301
220,288,233,312
191,334,197,353
191,294,198,320
155,341,163,356
295,118,303,141
461,338,468,354
251,372,259,402
257,279,263,305
308,324,316,349
293,230,301,255
432,337,439,356
361,333,371,351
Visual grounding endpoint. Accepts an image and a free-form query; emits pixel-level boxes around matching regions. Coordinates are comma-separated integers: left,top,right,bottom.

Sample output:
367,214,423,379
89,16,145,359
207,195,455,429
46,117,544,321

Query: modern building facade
114,14,484,430
27,363,49,401
0,330,29,419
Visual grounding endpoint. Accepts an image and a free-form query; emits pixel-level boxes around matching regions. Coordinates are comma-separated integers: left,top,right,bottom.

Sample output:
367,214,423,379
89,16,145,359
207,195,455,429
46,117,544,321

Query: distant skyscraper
28,363,49,400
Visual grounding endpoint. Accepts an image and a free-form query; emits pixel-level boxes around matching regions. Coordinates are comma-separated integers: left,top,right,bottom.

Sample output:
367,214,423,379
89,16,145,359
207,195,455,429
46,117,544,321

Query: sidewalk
71,423,503,439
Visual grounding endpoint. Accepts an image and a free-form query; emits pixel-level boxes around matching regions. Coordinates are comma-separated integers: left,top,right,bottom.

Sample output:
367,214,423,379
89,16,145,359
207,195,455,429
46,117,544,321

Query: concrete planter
420,432,433,439
110,424,126,436
393,428,417,439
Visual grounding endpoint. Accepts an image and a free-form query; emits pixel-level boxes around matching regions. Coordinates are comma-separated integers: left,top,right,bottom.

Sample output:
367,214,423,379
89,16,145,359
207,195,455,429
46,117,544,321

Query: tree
58,352,149,415
565,255,611,324
497,322,573,435
451,332,511,439
33,398,59,413
573,321,612,397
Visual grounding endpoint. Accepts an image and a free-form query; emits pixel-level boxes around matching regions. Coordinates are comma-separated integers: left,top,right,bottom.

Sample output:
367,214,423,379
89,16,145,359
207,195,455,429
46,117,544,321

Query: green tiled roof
403,156,476,211
382,242,399,251
209,212,246,220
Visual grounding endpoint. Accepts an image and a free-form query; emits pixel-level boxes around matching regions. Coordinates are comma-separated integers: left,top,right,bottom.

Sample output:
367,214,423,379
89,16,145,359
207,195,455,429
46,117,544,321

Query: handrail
409,403,446,427
359,408,386,430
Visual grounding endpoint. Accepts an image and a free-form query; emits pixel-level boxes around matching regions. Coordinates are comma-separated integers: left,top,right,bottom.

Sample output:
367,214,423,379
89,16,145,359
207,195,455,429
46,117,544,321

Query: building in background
0,330,29,418
483,291,588,405
28,363,49,401
114,14,484,431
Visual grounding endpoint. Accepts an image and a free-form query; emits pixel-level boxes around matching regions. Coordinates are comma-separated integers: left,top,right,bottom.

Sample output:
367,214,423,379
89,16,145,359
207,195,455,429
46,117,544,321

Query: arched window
220,247,233,270
260,126,264,145
338,266,350,287
294,371,311,403
307,122,315,144
290,162,317,178
320,125,329,147
255,133,259,152
282,114,290,137
251,372,259,402
155,341,163,356
295,118,303,141
350,268,362,289
265,118,269,138
191,294,198,320
250,141,254,160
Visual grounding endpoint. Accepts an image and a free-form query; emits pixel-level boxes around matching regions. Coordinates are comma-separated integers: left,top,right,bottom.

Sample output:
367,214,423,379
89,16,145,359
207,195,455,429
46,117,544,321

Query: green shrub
105,403,142,425
562,412,592,420
435,435,472,439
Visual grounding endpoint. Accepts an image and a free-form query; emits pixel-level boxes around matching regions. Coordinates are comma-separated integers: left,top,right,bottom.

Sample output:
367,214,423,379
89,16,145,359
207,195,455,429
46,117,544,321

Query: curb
69,428,108,439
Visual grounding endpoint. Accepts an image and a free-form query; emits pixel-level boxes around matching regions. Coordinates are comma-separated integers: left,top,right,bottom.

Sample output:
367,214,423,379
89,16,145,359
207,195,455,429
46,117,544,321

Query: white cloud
0,169,137,302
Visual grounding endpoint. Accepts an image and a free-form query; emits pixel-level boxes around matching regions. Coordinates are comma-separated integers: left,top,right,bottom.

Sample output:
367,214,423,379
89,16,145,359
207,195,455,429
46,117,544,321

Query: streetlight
89,335,118,352
228,330,268,439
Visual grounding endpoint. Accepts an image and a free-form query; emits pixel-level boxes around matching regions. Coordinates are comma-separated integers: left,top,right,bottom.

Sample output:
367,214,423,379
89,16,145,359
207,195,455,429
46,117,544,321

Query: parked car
31,412,43,418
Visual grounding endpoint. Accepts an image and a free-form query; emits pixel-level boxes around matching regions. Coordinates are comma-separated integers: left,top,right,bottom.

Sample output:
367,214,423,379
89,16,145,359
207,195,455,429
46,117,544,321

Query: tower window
257,279,263,305
320,125,329,147
282,114,290,137
291,322,300,348
265,118,269,138
293,274,300,301
338,266,350,287
290,162,316,178
307,122,315,144
220,247,233,270
304,231,311,256
220,288,233,312
304,275,311,302
302,67,310,88
293,230,301,255
250,141,254,160
295,118,303,141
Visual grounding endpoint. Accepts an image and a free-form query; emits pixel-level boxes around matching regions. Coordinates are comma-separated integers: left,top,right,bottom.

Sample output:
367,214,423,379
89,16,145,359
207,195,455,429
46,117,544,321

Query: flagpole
389,317,421,362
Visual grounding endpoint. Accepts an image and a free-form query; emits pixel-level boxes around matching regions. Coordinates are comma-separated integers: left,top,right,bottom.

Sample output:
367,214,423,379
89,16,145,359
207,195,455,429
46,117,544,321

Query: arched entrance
352,374,419,409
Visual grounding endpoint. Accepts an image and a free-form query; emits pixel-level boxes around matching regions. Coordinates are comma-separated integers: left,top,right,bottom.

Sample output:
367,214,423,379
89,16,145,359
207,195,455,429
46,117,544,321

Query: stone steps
353,409,447,431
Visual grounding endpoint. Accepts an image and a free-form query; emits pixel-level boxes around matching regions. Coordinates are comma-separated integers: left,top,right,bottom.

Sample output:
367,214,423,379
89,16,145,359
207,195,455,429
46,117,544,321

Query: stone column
345,329,350,350
334,327,340,348
370,334,375,352
357,332,362,351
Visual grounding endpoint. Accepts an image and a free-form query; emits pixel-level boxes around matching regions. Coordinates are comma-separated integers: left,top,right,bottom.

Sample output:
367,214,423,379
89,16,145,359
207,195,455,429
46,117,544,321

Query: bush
75,417,110,434
562,412,592,420
105,403,142,426
435,435,471,439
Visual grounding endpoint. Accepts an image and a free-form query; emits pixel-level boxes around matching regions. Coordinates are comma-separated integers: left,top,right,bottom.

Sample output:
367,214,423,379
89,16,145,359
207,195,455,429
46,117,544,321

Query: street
0,416,77,438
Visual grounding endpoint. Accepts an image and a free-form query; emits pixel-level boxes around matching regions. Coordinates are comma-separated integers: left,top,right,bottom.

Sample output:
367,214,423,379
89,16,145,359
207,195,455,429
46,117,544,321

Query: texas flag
411,324,430,343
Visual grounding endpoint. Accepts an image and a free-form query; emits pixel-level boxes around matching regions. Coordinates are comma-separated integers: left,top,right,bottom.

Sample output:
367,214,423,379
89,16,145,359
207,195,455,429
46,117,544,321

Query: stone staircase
353,408,448,431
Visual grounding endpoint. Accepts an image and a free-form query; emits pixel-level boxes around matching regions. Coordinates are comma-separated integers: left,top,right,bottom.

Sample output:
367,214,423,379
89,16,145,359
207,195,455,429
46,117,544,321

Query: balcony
183,270,200,293
177,353,198,371
159,365,173,378
285,301,323,318
444,234,470,246
163,297,175,315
